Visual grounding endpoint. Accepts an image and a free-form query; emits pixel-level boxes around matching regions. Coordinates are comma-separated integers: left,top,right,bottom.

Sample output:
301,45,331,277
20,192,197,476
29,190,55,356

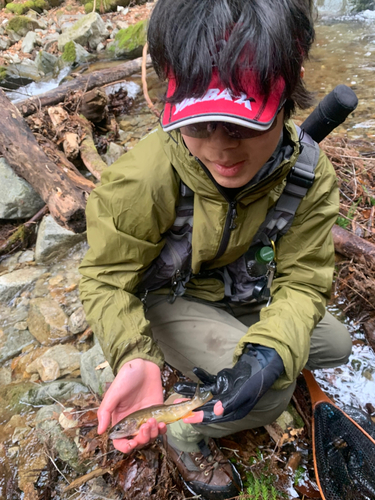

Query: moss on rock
7,14,40,34
111,19,147,58
0,66,7,82
6,0,48,14
62,41,77,63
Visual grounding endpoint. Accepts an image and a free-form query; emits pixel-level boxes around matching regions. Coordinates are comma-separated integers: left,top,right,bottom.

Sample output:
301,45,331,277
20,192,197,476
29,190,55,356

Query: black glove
174,344,284,423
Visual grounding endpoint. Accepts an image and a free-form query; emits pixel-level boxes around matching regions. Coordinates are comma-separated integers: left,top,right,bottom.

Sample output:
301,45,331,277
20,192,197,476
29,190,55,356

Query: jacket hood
157,119,302,206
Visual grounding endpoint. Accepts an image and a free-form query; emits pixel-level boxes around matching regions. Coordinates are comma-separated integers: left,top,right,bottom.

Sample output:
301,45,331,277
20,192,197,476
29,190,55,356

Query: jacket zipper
196,158,238,260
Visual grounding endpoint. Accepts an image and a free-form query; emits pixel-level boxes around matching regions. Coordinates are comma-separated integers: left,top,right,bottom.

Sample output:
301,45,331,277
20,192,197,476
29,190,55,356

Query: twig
141,42,160,118
45,453,70,484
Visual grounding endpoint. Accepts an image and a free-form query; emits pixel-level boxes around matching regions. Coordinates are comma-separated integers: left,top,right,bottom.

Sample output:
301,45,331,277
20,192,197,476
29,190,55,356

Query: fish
109,386,212,440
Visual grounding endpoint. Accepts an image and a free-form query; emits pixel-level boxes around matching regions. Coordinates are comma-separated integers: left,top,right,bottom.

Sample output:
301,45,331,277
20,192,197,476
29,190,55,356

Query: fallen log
332,224,375,267
17,56,152,117
0,89,93,233
35,133,96,192
77,115,107,181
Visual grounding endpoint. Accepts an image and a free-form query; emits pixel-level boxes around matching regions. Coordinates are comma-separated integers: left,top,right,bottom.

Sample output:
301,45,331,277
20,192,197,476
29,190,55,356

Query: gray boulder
80,343,114,395
21,31,38,53
58,12,109,51
0,158,45,218
35,50,58,75
35,215,87,264
0,266,47,303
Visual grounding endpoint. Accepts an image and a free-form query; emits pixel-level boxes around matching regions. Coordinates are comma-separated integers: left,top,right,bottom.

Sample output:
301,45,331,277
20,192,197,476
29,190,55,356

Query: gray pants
145,295,352,451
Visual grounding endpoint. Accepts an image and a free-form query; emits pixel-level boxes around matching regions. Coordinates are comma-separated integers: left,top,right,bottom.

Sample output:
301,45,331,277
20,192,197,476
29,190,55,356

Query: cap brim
161,72,285,133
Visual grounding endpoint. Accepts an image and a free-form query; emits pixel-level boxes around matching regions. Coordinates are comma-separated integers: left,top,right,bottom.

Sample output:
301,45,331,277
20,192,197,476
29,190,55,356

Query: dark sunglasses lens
180,123,211,138
222,123,269,139
180,121,274,139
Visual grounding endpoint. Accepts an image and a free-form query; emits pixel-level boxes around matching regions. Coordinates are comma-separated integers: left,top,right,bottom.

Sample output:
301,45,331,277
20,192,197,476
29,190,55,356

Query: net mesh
314,402,375,500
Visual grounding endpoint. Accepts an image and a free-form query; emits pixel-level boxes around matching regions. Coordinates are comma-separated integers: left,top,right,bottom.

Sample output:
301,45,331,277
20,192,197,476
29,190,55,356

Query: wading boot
162,435,242,500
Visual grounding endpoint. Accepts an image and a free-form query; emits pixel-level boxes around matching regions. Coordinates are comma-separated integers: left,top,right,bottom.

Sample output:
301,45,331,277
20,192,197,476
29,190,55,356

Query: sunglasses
180,118,278,140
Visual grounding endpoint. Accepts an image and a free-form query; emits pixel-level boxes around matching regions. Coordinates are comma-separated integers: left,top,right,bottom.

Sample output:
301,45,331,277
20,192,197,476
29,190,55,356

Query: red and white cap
161,70,286,132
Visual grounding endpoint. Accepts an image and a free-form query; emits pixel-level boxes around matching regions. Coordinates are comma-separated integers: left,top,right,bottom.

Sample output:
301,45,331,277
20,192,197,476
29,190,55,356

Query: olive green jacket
79,121,339,390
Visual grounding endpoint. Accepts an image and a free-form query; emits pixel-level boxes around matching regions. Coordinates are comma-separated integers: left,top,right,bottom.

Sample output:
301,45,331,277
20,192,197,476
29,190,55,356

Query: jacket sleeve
79,139,179,375
233,150,339,389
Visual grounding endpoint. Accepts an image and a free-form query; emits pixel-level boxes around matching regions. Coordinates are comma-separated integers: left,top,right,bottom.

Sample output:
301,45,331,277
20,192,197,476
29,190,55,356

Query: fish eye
114,425,121,431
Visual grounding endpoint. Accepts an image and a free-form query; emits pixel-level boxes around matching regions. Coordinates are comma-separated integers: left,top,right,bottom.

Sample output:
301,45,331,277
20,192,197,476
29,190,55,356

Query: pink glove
97,358,167,453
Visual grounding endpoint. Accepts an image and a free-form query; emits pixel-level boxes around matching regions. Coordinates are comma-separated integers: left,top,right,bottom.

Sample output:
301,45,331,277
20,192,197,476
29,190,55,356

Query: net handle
302,369,332,407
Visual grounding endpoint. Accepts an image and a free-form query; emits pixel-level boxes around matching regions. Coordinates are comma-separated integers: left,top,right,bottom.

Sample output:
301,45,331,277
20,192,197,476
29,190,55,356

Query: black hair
148,0,316,118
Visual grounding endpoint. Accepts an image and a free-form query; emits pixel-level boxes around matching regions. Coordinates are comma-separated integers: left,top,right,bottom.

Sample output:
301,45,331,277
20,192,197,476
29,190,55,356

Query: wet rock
86,477,121,500
24,379,89,406
27,297,70,345
18,430,48,492
35,404,87,472
0,266,47,303
68,306,88,334
107,19,146,59
35,214,87,264
58,12,109,51
26,344,81,380
35,49,58,75
101,141,125,166
11,346,50,381
0,382,36,420
6,58,42,81
18,250,35,264
21,31,38,53
0,158,45,219
12,425,31,444
80,343,114,395
0,328,35,364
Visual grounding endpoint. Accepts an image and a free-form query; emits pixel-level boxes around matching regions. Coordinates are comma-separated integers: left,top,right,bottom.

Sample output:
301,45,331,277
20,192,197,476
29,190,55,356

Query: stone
26,344,81,379
21,31,37,53
58,12,109,51
101,142,125,166
24,380,89,406
0,329,35,364
80,343,114,395
35,50,58,75
35,215,87,264
68,306,88,334
6,15,45,37
108,19,147,59
0,158,45,219
0,366,12,385
0,266,47,303
0,35,11,50
27,297,70,345
35,404,86,472
60,41,90,65
35,357,61,381
6,58,41,81
18,250,35,264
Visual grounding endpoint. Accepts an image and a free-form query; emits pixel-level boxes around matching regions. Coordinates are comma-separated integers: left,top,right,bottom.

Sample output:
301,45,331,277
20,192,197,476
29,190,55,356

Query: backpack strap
252,128,320,245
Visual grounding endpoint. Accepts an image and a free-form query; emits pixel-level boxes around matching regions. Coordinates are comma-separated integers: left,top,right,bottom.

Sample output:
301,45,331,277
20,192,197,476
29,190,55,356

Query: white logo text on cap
173,88,253,115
